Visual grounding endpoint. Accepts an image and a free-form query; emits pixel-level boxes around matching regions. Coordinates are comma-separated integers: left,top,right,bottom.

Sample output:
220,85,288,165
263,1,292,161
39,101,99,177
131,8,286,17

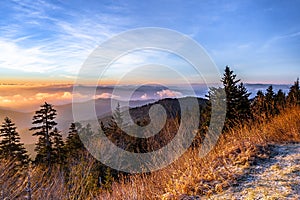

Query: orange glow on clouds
0,83,102,111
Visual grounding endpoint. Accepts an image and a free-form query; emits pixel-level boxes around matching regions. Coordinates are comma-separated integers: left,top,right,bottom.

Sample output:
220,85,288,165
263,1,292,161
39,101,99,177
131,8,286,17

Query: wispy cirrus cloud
0,0,132,78
0,38,54,72
1,0,299,84
261,31,300,50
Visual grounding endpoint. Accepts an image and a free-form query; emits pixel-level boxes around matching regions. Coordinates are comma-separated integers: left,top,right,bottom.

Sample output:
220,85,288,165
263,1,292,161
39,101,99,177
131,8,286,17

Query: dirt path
205,143,300,199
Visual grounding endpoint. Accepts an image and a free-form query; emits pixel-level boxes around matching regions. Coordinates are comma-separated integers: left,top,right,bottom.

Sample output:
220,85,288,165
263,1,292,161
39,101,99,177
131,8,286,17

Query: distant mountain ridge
244,83,291,98
0,98,155,144
98,97,207,128
0,83,292,145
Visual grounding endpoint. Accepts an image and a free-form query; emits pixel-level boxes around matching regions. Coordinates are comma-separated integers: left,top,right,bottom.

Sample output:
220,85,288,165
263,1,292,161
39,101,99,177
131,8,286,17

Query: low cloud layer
156,89,182,98
0,83,290,112
0,84,197,112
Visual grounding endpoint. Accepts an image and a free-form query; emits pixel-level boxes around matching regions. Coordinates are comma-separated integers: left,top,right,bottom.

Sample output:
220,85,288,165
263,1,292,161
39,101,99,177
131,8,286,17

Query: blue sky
0,0,299,84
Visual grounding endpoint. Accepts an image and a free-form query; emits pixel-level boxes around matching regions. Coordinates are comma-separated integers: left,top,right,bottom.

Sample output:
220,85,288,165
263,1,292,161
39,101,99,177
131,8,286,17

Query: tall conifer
30,102,61,167
0,117,29,168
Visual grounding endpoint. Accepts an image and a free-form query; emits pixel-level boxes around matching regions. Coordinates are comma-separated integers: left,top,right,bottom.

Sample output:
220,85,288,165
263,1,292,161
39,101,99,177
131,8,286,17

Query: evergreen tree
113,102,123,127
65,122,84,157
107,102,126,134
29,102,60,167
221,66,251,128
193,87,226,147
265,85,275,101
52,128,65,164
102,103,122,139
0,117,29,168
274,89,286,112
236,82,251,120
103,103,133,150
265,85,276,116
101,104,140,151
78,123,94,148
251,90,267,120
287,78,300,106
252,87,286,120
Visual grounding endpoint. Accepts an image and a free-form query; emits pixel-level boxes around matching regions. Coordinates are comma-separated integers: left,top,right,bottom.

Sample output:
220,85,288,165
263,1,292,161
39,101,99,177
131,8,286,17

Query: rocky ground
181,143,300,200
204,143,300,200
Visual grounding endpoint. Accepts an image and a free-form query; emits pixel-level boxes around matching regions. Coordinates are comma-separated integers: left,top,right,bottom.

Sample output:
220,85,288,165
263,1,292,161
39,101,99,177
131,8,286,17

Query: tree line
193,66,299,146
0,103,115,192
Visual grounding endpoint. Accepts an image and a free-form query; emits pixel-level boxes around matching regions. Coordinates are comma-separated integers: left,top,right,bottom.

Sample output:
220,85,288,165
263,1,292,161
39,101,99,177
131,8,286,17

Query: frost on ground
203,143,300,200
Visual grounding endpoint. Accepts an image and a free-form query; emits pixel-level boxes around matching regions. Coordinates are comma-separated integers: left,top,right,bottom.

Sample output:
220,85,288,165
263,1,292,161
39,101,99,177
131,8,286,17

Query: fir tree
52,128,65,164
265,85,276,117
113,102,123,127
287,78,300,106
105,102,125,134
78,123,94,148
29,102,60,167
65,123,84,157
102,104,129,150
236,82,251,120
274,89,286,112
0,117,29,168
251,90,267,120
221,66,251,128
194,87,226,147
265,85,275,101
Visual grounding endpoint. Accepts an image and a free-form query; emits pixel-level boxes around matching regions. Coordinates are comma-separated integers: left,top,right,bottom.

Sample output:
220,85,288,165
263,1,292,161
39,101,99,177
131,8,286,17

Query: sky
0,0,299,85
0,0,299,109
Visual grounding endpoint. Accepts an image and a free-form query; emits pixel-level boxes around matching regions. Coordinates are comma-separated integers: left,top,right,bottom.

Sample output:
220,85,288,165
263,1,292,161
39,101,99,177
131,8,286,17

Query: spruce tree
287,78,300,106
102,103,129,150
0,117,29,168
78,123,94,148
251,90,267,120
107,102,125,134
113,102,123,127
265,85,275,102
265,85,276,117
236,82,251,120
29,102,60,167
52,128,65,164
65,123,84,157
274,89,286,112
221,66,251,128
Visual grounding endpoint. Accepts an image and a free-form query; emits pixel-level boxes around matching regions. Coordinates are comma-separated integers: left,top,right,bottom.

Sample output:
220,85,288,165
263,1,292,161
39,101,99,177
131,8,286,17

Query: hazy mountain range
0,83,291,147
0,98,155,144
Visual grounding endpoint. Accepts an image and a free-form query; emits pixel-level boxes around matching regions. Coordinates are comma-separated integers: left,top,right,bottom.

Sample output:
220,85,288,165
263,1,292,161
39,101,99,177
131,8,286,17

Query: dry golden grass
98,106,300,199
0,106,299,199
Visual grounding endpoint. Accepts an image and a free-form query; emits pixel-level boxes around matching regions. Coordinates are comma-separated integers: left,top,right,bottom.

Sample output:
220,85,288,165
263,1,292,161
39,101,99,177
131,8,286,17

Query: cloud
156,89,182,98
0,89,91,111
0,0,131,78
261,31,300,51
0,39,54,73
112,52,148,67
35,92,58,100
94,93,119,99
0,94,33,105
35,92,83,101
34,92,89,102
61,92,72,99
140,93,148,99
